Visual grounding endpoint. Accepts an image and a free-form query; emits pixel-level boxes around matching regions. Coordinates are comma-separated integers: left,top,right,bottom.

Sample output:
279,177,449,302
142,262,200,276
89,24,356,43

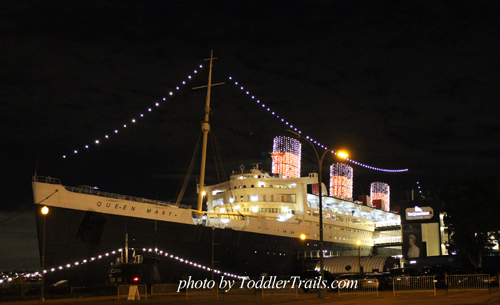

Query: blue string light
228,76,408,173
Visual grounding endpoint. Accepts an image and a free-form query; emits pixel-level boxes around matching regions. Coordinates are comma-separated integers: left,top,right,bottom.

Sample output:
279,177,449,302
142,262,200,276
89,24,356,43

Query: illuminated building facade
271,136,301,178
371,182,390,211
329,162,353,199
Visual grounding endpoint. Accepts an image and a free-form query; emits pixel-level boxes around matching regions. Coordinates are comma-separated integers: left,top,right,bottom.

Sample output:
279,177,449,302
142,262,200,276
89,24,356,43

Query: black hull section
36,207,337,285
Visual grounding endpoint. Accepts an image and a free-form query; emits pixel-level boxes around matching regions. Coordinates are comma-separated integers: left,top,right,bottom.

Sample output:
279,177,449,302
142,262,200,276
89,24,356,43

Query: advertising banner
402,223,423,259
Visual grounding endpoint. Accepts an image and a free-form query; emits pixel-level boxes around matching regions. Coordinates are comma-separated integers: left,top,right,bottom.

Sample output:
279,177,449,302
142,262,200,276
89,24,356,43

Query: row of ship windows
256,226,369,243
306,210,373,227
214,194,296,204
306,222,371,235
218,207,295,214
257,226,295,234
233,184,295,189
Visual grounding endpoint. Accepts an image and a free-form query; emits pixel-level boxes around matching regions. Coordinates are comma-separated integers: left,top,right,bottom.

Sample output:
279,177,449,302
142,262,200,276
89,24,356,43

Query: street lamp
357,240,361,275
41,206,49,301
286,130,347,298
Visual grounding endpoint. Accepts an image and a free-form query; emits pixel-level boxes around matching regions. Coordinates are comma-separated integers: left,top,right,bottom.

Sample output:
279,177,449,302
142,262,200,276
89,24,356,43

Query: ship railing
35,175,192,209
33,176,61,185
231,169,270,175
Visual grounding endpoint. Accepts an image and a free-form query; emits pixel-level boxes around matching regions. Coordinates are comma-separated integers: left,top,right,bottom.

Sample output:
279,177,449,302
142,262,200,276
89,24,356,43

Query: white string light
37,246,247,280
228,76,408,173
61,64,205,159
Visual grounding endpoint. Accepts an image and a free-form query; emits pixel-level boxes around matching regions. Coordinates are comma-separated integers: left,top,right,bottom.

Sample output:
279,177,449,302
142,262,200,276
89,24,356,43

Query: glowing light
357,240,361,246
330,163,353,198
371,182,390,211
95,140,99,144
41,206,49,215
271,136,301,178
337,151,348,159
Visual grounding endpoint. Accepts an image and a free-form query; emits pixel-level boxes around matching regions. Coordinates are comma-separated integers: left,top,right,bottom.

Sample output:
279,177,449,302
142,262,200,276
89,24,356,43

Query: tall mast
197,50,214,212
194,50,224,212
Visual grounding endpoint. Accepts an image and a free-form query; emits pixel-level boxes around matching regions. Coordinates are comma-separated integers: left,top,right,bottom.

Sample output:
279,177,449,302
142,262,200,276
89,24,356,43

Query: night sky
1,1,499,270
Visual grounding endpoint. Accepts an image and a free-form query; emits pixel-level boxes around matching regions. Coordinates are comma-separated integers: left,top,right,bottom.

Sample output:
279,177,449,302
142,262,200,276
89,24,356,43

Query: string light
371,182,390,211
61,64,204,159
59,66,407,174
228,76,409,173
271,136,301,178
416,181,425,198
330,163,353,198
38,246,246,280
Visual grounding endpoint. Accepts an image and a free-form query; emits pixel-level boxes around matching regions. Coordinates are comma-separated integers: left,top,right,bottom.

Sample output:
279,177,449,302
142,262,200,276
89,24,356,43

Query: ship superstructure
204,167,401,255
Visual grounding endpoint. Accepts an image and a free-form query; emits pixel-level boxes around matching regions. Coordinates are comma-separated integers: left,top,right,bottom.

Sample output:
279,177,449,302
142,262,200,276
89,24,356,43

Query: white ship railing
33,176,191,209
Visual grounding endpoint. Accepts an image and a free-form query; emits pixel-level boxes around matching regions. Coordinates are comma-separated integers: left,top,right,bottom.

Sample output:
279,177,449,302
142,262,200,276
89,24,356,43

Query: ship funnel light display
330,163,353,198
271,136,301,178
370,182,390,211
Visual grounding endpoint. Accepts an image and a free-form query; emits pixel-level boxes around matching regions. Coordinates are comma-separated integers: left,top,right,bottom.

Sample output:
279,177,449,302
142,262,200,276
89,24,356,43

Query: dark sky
1,1,499,270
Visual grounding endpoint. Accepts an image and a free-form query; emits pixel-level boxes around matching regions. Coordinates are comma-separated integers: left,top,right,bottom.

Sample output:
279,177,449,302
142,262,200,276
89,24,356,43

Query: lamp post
41,206,49,301
357,240,361,275
286,130,347,298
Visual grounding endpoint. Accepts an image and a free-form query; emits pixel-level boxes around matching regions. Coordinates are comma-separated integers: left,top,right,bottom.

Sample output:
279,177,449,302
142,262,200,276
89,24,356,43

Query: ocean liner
32,52,402,285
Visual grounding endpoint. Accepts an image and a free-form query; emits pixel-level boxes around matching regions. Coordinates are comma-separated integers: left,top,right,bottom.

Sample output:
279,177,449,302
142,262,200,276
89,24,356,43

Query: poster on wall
402,223,423,260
